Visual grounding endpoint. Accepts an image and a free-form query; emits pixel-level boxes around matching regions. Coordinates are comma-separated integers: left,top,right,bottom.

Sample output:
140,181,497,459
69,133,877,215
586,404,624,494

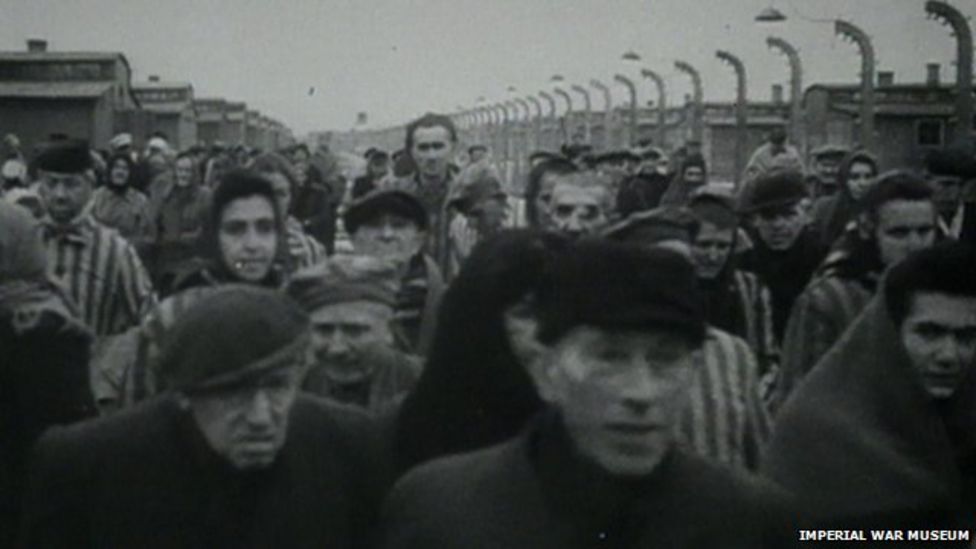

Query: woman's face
109,159,130,187
846,160,876,202
218,196,279,283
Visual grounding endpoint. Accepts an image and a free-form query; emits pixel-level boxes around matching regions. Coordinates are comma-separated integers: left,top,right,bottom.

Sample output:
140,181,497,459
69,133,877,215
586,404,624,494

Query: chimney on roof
148,75,160,83
877,71,894,87
27,39,48,53
684,93,692,105
926,63,941,87
771,84,784,105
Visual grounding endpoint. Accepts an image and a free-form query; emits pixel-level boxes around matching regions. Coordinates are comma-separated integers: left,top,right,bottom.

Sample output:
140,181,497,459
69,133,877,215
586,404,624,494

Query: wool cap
344,188,429,234
737,169,807,214
286,254,400,312
688,186,738,229
536,239,706,345
156,285,309,393
449,175,506,214
33,140,93,174
810,144,850,160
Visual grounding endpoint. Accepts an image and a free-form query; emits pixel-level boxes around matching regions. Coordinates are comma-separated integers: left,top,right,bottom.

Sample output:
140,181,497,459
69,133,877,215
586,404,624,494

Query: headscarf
394,229,569,474
816,150,879,249
763,289,976,526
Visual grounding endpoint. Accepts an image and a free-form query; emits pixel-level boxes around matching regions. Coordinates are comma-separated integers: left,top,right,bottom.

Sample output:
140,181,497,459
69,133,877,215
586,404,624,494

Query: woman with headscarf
659,153,708,208
810,150,879,249
523,157,578,230
118,170,292,405
90,153,153,249
249,151,325,269
394,229,570,475
0,201,95,546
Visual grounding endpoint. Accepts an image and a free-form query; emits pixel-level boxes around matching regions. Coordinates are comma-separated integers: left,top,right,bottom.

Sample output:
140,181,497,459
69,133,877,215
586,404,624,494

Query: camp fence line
798,530,972,542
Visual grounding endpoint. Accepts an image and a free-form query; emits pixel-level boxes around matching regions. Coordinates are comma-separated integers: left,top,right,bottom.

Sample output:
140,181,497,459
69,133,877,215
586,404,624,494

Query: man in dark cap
806,144,849,198
447,173,509,270
286,256,420,413
764,242,976,533
378,241,792,547
345,189,445,356
737,169,826,343
21,285,383,548
925,145,976,243
32,140,155,409
352,149,392,201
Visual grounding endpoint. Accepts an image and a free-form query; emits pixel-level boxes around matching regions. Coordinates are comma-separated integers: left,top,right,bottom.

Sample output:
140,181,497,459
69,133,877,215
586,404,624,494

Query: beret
33,140,93,174
737,169,807,214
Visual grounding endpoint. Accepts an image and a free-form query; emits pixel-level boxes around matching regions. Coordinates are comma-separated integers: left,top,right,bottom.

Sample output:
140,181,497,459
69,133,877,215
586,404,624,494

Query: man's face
38,170,93,224
692,222,735,279
218,196,278,282
291,149,309,183
874,200,936,268
410,126,454,180
309,300,394,385
189,366,304,471
815,157,841,185
900,292,976,400
352,212,424,265
535,326,698,476
265,172,292,217
175,157,195,187
846,161,876,202
930,176,964,218
752,203,806,251
469,149,486,163
549,182,607,239
367,158,390,179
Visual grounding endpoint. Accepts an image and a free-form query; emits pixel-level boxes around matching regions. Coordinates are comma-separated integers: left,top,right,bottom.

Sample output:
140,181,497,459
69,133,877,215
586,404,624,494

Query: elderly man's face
549,182,607,239
900,292,976,400
534,326,698,476
189,365,305,470
38,170,93,224
352,212,424,265
308,300,395,385
874,200,936,268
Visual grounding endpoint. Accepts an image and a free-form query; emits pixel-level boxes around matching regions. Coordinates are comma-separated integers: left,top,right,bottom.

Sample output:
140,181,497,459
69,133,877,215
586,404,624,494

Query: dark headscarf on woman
763,243,976,529
174,169,290,291
688,193,749,336
815,150,879,249
659,153,707,208
394,229,570,475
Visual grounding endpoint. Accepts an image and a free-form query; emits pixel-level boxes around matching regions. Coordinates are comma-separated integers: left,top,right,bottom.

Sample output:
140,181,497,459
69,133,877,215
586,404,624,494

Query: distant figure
744,126,804,183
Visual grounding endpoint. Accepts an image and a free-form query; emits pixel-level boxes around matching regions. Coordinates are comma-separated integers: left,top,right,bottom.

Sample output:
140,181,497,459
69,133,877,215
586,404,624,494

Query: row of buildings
0,39,295,155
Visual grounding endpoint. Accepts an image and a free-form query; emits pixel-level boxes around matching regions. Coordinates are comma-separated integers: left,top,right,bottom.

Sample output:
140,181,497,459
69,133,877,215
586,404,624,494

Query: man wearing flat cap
925,145,976,243
737,169,826,342
806,144,849,199
345,188,445,356
378,241,793,548
21,285,384,548
287,256,421,413
33,140,155,409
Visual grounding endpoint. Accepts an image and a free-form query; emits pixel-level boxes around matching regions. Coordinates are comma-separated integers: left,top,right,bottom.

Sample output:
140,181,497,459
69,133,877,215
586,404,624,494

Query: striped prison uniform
286,216,326,269
678,328,771,472
772,275,873,411
728,270,780,379
40,214,155,337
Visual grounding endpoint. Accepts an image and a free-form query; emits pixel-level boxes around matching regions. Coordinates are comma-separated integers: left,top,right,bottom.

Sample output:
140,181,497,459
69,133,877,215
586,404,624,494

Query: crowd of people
2,111,976,547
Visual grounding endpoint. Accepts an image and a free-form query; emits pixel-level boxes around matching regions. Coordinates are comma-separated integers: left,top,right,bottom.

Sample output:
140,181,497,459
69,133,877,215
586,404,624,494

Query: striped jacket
678,328,771,471
39,214,154,337
773,274,873,411
727,270,779,379
286,216,326,269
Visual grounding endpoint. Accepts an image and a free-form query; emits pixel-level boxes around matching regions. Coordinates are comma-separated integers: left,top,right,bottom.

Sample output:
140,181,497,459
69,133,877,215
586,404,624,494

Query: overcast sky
2,0,974,137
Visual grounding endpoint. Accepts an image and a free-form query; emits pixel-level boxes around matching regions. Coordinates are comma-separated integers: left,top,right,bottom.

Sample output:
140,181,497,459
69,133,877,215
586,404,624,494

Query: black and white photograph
2,0,976,546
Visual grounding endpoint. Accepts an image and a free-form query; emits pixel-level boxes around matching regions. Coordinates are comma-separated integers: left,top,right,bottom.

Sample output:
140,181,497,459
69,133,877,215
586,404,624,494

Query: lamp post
527,95,544,151
590,79,613,149
571,84,593,143
716,50,748,184
640,69,668,147
675,60,704,143
515,97,534,158
614,74,638,147
835,19,875,151
553,87,574,145
925,1,973,142
766,36,804,150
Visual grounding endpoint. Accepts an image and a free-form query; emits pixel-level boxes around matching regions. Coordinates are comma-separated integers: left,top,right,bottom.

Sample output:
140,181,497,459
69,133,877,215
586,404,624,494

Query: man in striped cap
33,140,155,408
